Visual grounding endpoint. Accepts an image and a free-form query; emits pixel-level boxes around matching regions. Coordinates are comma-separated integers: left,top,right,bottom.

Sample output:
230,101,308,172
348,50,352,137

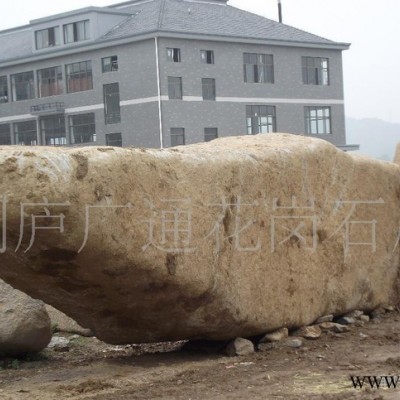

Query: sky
1,0,400,124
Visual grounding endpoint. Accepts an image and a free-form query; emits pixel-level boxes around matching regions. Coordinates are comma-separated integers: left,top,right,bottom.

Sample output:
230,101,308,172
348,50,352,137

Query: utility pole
278,0,283,23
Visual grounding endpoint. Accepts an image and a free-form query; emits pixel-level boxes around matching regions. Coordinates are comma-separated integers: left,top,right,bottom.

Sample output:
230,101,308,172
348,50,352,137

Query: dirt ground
1,311,400,400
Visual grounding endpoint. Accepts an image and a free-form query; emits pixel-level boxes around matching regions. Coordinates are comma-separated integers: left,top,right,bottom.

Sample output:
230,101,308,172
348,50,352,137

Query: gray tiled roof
0,0,345,65
103,0,335,44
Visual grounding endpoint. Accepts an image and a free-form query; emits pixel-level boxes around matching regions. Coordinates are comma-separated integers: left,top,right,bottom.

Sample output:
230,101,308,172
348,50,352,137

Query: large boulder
0,280,52,355
0,134,399,344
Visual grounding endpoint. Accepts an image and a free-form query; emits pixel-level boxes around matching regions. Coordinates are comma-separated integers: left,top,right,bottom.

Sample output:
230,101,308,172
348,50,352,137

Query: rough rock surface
0,280,52,355
0,134,399,344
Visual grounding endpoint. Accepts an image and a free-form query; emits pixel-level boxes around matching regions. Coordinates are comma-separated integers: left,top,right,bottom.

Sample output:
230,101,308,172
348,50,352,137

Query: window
13,121,37,145
11,71,35,101
66,61,93,93
102,56,118,73
35,27,60,49
202,78,216,100
200,50,214,64
37,66,63,97
168,76,182,99
305,106,331,134
103,83,121,124
302,57,329,85
170,128,185,146
243,53,274,83
204,127,218,142
106,133,122,147
166,48,181,62
246,105,276,134
63,20,90,44
0,124,11,145
40,115,66,145
69,113,96,144
0,76,8,103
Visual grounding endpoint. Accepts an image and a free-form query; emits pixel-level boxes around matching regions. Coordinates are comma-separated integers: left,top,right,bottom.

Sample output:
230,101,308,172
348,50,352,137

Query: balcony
31,102,65,115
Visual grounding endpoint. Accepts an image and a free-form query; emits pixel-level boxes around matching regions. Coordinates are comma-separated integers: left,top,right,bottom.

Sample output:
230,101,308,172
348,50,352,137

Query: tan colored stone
260,328,289,343
46,305,93,337
293,325,322,339
344,310,363,319
319,322,350,333
0,134,399,344
0,280,52,355
359,315,370,323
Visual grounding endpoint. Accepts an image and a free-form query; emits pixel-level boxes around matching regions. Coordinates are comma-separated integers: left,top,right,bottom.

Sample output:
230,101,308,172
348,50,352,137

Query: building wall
0,38,161,147
158,37,346,147
0,34,347,148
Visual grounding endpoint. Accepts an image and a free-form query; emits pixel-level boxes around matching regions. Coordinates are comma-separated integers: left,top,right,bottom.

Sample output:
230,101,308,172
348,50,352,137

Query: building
0,0,358,150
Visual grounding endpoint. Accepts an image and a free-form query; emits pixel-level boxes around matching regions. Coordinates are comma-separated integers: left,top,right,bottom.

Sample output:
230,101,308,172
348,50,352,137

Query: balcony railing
31,102,65,115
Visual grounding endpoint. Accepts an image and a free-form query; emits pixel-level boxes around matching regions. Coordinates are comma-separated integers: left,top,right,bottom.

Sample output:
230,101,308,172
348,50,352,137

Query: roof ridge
225,4,334,43
157,0,167,29
101,13,138,39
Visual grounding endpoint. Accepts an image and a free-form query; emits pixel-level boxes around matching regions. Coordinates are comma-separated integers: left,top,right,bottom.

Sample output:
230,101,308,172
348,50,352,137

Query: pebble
259,328,288,343
47,336,70,352
225,337,255,357
359,315,370,323
319,322,350,333
371,307,386,319
383,305,395,312
258,342,277,352
292,325,322,340
284,338,303,348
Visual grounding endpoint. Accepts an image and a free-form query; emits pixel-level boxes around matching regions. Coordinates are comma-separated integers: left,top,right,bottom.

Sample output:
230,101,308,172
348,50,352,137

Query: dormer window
63,20,90,44
35,27,60,49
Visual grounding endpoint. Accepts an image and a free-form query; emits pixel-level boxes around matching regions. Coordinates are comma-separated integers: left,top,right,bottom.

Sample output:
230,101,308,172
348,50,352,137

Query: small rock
371,307,386,319
259,327,289,343
225,338,255,357
258,342,277,352
383,305,395,312
335,316,357,325
359,333,368,339
47,336,70,352
315,314,334,324
355,321,365,327
359,315,370,323
344,310,364,319
319,322,350,333
284,338,303,348
292,325,321,340
330,333,345,339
